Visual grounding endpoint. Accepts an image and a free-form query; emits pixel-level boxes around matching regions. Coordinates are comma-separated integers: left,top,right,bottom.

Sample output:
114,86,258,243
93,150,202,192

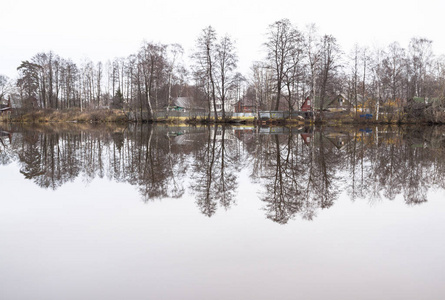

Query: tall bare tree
318,34,341,113
192,26,218,120
408,37,433,103
265,19,302,111
139,42,167,119
215,35,238,119
305,24,322,118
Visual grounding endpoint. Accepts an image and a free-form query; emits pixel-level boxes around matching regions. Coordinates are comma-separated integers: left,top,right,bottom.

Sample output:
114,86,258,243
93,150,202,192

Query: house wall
301,99,311,112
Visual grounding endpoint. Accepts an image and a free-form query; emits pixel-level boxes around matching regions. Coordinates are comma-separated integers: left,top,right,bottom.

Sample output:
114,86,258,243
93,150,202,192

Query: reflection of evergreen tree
0,129,13,165
17,130,82,189
19,133,44,180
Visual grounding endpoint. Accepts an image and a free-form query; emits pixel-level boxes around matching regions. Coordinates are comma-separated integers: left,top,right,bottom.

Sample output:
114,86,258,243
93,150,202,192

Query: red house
301,97,312,112
234,98,255,113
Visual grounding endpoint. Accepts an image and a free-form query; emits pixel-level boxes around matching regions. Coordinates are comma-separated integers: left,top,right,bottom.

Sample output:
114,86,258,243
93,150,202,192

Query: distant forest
1,19,445,122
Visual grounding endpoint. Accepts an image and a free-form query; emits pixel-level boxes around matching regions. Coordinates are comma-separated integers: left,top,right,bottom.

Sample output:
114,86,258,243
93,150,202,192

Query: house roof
174,97,194,108
0,98,12,110
326,93,365,107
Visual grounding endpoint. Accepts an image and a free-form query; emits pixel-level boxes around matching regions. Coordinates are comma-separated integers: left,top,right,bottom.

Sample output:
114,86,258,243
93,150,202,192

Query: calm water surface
0,123,444,300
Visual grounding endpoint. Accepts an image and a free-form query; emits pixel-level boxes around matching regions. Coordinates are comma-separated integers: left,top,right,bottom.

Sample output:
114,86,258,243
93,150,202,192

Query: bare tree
192,26,218,120
166,44,184,108
408,38,433,103
318,34,341,113
96,62,102,108
215,35,238,119
305,24,322,119
382,42,407,119
370,46,385,121
139,41,167,119
265,19,302,111
250,61,274,115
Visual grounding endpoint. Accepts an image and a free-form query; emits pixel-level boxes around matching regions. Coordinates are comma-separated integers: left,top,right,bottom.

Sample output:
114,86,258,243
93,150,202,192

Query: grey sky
1,0,444,79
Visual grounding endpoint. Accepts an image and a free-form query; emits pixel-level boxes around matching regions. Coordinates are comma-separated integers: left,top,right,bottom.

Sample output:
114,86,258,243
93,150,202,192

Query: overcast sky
1,0,444,79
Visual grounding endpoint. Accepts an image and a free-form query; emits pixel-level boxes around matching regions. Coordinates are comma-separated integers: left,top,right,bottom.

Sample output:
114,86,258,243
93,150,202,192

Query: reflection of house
0,130,12,145
300,133,313,145
210,127,236,141
259,127,290,134
323,132,353,150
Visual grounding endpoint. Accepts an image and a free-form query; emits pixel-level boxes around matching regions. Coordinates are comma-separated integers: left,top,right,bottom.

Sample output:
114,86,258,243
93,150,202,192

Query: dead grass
12,109,128,123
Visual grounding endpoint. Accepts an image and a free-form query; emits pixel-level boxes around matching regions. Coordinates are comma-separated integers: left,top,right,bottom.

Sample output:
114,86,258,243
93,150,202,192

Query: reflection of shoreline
2,124,444,223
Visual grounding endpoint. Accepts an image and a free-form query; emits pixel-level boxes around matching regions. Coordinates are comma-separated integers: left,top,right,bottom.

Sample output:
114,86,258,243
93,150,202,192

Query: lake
1,123,444,300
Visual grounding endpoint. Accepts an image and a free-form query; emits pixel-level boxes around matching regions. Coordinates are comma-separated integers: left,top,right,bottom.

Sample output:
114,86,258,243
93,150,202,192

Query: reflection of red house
301,97,312,112
0,130,12,144
234,98,255,113
301,133,312,145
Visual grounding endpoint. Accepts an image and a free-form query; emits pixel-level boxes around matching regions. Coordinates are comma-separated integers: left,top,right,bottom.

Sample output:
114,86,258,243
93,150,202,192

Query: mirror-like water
1,124,444,300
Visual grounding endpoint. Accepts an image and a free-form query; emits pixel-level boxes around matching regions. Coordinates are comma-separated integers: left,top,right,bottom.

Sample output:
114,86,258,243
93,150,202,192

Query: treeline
256,20,445,122
11,44,191,121
2,19,445,122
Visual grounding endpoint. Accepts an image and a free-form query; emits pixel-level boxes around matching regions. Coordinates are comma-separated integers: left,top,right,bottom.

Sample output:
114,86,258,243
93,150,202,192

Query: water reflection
190,126,240,216
2,123,445,223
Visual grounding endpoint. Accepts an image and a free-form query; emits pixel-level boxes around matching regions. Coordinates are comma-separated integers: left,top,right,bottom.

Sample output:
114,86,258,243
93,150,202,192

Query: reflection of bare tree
165,132,185,199
127,125,187,201
258,129,340,224
311,131,339,210
137,125,166,200
0,126,13,165
261,134,302,223
17,130,81,189
190,125,238,217
3,123,445,222
215,126,238,208
191,126,218,217
345,126,440,206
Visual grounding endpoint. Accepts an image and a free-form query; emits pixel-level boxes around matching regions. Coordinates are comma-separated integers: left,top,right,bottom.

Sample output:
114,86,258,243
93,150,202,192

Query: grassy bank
4,109,259,125
4,109,129,123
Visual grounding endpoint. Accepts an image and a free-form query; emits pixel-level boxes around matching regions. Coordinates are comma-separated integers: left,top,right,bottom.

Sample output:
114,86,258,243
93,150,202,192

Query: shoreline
1,108,443,126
